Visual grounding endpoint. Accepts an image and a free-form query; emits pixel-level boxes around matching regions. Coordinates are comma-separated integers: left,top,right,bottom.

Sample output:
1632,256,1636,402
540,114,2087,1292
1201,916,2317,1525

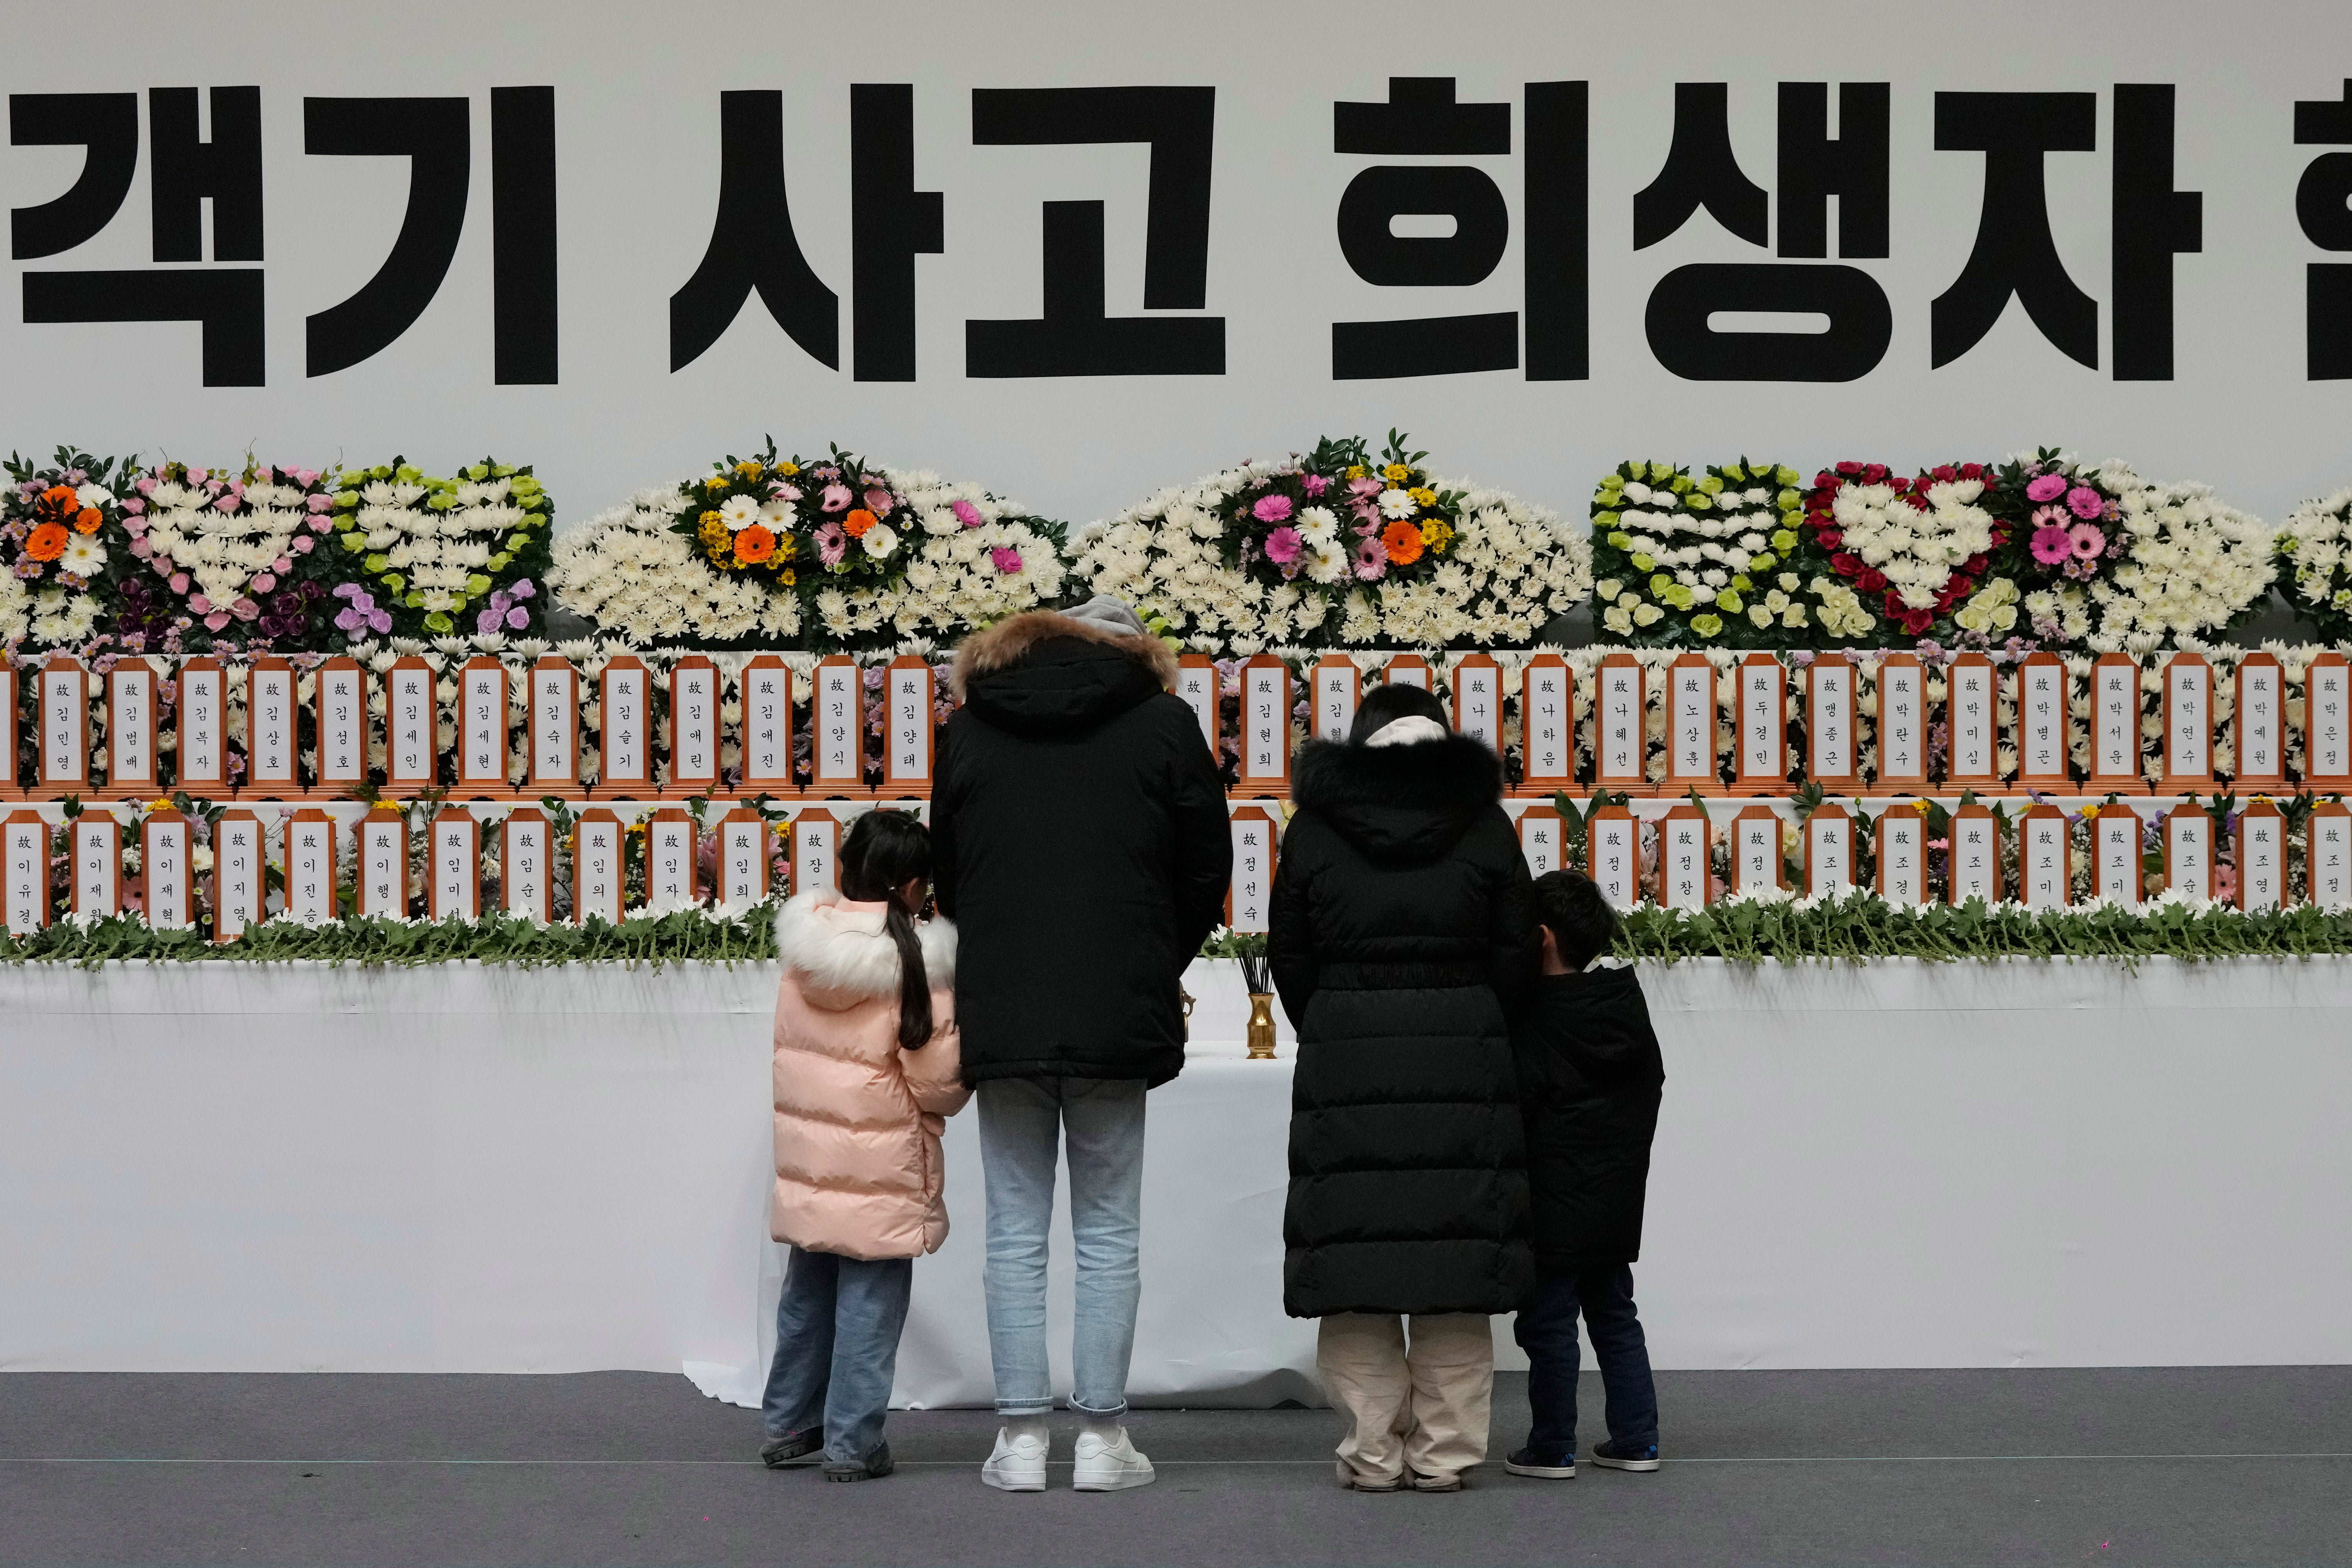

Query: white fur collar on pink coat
770,889,968,1261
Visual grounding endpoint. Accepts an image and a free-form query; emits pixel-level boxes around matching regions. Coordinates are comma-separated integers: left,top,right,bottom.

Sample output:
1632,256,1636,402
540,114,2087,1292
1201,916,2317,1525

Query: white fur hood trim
775,888,956,999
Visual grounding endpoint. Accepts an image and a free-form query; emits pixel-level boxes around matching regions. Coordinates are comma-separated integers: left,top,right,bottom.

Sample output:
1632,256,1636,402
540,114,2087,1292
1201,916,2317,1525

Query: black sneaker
760,1431,822,1469
823,1442,895,1482
1504,1446,1576,1479
1589,1439,1660,1472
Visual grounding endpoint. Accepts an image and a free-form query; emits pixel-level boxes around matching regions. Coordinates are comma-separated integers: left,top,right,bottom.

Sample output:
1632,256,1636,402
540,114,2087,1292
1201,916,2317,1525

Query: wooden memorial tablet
2305,652,2351,791
3,808,49,932
570,807,626,923
101,659,160,798
1663,653,1722,796
456,656,512,796
177,657,231,795
527,654,581,796
1450,652,1503,756
1516,803,1565,876
1803,656,1862,792
140,807,194,930
1236,654,1290,798
734,655,793,796
243,656,300,797
666,654,723,798
594,653,656,797
1311,654,1359,744
313,656,369,797
283,807,338,924
2090,802,2144,909
1592,654,1648,796
1584,803,1639,909
1947,801,2002,905
2307,800,2352,912
356,804,408,919
2157,652,2218,793
430,810,480,922
807,656,864,796
1227,804,1279,932
1873,654,1928,794
790,807,838,897
882,656,935,797
2232,652,2287,791
1731,654,1788,795
1382,652,1431,690
210,808,263,940
500,805,552,921
38,656,90,795
1515,653,1575,796
1654,801,1711,910
2234,796,2286,912
644,806,700,909
2086,652,2147,793
1803,803,1853,898
1943,652,2002,793
71,813,120,915
715,806,770,905
1730,803,1784,897
1175,653,1219,761
2018,802,2070,911
2012,651,2070,791
1875,806,1928,907
2163,803,2215,901
383,656,438,794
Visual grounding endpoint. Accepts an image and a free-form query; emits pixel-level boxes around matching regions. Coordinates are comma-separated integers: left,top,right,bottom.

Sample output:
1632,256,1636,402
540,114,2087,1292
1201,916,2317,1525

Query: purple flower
951,499,983,528
1262,526,1304,565
990,545,1023,574
510,579,535,600
2065,485,2104,520
334,588,391,636
2024,474,2066,504
1251,493,1294,524
505,606,529,630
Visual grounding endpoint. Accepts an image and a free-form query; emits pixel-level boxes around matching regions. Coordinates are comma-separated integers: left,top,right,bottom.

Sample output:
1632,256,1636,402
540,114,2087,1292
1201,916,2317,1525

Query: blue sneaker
1589,1439,1660,1472
1504,1446,1576,1479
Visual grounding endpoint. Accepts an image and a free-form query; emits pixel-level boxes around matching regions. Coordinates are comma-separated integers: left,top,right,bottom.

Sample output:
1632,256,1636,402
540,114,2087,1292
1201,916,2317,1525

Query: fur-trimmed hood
775,888,956,1006
949,609,1179,737
1292,730,1504,863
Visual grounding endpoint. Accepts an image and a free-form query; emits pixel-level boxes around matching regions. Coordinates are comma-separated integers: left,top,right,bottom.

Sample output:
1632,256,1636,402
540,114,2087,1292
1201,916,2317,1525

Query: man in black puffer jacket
1268,682,1539,1492
932,595,1230,1493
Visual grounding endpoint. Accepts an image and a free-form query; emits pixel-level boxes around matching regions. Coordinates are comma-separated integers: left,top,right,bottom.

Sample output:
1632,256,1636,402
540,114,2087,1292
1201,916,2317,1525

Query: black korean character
1330,78,1589,380
13,88,264,384
2296,80,2352,379
1636,83,1891,381
670,90,838,372
967,86,1222,376
850,85,944,381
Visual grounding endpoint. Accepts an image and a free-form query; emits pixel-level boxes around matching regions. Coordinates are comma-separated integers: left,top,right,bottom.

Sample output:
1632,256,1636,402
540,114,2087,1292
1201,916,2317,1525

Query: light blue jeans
761,1245,913,1464
977,1076,1147,1417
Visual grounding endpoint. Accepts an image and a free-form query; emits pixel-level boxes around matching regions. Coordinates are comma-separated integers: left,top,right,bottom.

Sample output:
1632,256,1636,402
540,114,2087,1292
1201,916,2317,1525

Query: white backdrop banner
5,0,2352,528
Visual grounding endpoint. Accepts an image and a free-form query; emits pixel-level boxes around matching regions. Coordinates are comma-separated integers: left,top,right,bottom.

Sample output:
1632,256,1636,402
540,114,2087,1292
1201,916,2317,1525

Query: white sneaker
982,1427,1048,1492
1072,1427,1156,1492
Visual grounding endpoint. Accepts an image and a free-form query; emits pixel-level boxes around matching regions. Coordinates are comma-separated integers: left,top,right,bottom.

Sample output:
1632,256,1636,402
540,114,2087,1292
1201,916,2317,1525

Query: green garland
2,907,777,970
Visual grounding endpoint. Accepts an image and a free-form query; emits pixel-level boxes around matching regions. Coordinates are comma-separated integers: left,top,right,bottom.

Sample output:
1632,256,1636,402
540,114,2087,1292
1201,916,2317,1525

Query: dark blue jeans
761,1246,914,1465
1512,1264,1658,1455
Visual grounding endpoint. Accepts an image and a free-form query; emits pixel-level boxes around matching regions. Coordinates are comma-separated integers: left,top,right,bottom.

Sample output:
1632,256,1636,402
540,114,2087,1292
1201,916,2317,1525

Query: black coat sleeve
1167,712,1235,959
929,721,960,919
1266,817,1318,1032
1481,811,1540,1012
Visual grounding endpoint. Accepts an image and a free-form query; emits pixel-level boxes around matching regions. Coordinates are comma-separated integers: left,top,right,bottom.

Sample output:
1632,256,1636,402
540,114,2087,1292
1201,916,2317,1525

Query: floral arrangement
549,441,1066,651
0,448,140,647
120,460,342,647
2274,489,2352,644
1983,451,2274,651
1590,460,1837,647
326,459,553,641
1070,432,1587,652
1800,461,2007,642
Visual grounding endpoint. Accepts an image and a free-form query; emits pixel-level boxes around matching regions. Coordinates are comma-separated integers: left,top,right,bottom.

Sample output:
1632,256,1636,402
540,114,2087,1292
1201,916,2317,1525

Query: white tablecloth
5,957,2352,1407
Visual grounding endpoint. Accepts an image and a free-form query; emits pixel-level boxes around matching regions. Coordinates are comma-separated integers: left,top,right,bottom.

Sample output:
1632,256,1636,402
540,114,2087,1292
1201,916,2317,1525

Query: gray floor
4,1368,2350,1566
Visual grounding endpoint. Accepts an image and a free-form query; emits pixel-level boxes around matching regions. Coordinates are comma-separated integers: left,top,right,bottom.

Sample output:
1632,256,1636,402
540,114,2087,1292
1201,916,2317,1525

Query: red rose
1932,464,1957,483
1833,462,1862,479
1962,553,1987,575
1815,526,1843,548
1903,609,1934,635
1905,490,1929,511
1862,463,1888,484
1959,462,1984,480
1858,568,1887,593
1832,552,1862,577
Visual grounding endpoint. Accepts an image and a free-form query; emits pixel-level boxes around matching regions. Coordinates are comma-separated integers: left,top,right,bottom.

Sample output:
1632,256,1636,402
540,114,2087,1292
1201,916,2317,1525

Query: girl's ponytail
839,808,936,1051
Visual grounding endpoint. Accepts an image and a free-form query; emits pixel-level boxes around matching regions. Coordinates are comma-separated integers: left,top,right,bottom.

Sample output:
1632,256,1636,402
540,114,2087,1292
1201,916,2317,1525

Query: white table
5,957,2351,1409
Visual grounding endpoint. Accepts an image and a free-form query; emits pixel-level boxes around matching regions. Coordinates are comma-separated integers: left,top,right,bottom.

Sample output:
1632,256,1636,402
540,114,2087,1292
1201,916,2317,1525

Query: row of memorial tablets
1186,649,2352,798
1497,797,2352,915
0,654,950,800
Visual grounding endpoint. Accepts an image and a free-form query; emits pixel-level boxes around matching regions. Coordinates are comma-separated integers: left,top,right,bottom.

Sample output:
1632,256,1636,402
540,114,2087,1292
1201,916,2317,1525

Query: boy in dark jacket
1504,870,1665,1481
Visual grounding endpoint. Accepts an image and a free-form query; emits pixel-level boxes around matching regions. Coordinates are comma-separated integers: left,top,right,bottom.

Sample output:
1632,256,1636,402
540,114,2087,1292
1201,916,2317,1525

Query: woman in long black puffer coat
1267,682,1539,1492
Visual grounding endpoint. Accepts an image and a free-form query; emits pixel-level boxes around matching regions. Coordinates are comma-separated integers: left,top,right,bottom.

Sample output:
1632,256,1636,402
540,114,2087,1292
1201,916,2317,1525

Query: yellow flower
1346,465,1366,480
147,797,173,813
734,460,764,481
705,475,728,495
1408,486,1437,507
1418,517,1454,552
699,509,723,528
1911,800,1929,814
775,460,800,477
2081,804,2100,819
776,567,796,586
1383,463,1413,484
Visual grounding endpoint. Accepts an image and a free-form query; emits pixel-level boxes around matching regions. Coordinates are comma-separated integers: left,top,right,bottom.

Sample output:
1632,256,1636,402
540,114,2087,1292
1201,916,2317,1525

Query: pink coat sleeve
898,985,970,1120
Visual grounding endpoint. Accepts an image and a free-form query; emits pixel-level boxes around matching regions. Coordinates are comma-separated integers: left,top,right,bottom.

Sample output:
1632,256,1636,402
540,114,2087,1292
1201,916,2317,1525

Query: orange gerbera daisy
39,485,75,511
1379,518,1425,567
74,506,101,533
735,524,777,564
843,507,877,538
26,522,69,562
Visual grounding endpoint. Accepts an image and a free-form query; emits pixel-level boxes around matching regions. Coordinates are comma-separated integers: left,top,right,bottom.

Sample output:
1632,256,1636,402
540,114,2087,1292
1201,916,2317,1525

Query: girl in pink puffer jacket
759,809,969,1483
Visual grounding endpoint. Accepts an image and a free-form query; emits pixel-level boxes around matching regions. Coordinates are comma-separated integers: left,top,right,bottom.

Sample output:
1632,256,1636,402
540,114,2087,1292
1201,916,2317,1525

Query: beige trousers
1316,1313,1495,1483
